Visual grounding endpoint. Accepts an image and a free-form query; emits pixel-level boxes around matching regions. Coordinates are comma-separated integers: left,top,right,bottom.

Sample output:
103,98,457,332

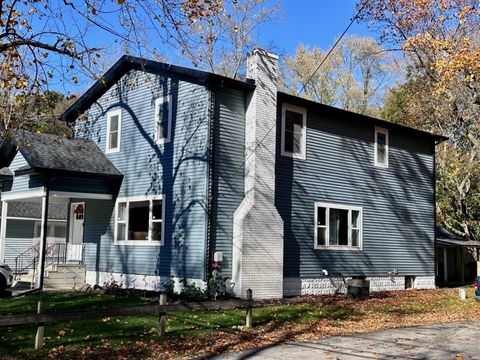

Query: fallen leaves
12,288,480,360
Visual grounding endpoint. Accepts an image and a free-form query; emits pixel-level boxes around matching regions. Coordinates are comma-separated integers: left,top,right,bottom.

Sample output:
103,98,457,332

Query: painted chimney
232,49,284,299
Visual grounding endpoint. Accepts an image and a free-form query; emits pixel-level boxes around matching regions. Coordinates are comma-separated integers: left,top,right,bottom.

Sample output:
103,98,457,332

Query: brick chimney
232,49,284,299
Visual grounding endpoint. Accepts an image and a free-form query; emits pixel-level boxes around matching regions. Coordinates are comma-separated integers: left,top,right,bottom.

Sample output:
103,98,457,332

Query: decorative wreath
74,204,84,214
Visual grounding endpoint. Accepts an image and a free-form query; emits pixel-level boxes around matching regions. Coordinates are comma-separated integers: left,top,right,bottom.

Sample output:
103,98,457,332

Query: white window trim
374,126,389,168
106,109,122,154
114,194,165,246
314,201,363,251
155,95,173,145
281,103,307,160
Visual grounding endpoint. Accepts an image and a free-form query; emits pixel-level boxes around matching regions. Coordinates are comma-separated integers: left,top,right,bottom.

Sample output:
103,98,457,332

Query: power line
231,3,367,176
297,1,368,96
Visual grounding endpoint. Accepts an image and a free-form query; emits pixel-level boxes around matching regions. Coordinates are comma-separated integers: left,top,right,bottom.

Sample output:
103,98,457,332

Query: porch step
44,264,86,290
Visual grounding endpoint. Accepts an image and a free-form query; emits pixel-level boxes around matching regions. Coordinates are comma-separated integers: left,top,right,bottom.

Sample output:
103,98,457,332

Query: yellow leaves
118,0,125,4
102,316,111,323
72,76,78,85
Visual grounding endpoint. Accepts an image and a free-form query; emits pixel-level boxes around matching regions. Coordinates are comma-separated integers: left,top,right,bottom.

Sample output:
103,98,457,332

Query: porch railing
14,243,86,277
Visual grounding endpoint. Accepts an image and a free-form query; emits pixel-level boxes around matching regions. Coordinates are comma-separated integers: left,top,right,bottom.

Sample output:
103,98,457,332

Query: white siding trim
374,126,389,168
313,201,363,251
154,94,172,145
50,191,113,200
114,194,165,246
1,187,46,201
106,109,122,154
281,103,307,160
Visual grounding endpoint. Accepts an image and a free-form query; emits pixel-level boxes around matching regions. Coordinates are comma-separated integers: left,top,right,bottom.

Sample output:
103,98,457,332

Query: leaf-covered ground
1,288,479,359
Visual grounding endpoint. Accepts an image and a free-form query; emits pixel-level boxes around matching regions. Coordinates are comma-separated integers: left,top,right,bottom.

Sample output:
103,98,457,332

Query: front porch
1,188,115,290
0,131,123,290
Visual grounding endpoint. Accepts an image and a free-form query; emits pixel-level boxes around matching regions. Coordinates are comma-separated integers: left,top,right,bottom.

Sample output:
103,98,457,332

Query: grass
0,287,478,359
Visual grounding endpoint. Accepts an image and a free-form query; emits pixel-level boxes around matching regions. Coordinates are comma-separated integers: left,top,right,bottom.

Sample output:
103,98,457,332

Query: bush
179,282,208,302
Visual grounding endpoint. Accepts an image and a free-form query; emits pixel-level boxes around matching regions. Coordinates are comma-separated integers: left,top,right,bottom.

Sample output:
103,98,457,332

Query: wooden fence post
35,300,44,350
158,293,167,337
245,289,252,328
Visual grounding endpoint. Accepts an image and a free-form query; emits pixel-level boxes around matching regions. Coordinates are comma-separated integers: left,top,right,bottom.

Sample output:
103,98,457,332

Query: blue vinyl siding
276,104,435,278
77,70,210,280
8,153,31,192
3,219,35,268
211,87,246,277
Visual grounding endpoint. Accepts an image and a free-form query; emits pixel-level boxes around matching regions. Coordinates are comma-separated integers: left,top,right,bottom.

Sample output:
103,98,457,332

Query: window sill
114,240,164,246
280,150,306,160
106,148,120,154
155,138,170,145
314,245,362,251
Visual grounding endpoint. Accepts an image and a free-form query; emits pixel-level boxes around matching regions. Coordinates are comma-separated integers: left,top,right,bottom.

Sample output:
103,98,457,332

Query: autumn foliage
360,0,480,239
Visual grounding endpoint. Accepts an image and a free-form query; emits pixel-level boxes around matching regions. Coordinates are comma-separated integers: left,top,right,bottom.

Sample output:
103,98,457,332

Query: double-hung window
374,126,389,168
155,95,172,144
106,109,122,153
115,195,165,245
281,103,307,159
314,202,362,250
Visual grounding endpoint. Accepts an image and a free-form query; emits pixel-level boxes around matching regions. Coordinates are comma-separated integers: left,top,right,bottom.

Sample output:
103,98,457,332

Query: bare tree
283,36,394,116
175,0,280,78
0,0,227,135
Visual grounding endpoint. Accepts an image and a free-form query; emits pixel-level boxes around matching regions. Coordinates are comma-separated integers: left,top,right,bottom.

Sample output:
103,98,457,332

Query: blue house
0,49,446,298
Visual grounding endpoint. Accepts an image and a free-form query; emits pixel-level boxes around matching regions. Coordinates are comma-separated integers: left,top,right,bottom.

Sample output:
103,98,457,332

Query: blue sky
66,0,376,94
261,0,372,54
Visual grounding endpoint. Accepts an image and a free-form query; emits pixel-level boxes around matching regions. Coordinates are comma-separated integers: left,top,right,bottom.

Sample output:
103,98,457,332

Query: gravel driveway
206,321,479,359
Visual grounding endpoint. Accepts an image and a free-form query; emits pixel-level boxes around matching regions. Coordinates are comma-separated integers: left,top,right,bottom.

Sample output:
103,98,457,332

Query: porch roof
10,131,123,179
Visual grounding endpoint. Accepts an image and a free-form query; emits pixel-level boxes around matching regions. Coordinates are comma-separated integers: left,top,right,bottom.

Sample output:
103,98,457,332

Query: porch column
461,247,465,284
443,247,448,283
0,201,8,263
477,248,480,277
36,188,49,290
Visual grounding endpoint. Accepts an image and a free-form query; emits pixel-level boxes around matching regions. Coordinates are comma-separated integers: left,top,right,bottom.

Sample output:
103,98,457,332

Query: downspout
205,87,217,282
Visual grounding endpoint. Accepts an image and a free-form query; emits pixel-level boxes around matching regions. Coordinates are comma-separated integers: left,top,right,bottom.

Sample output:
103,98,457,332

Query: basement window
281,103,307,160
374,126,389,168
314,202,362,250
106,109,122,153
115,195,165,245
155,95,172,144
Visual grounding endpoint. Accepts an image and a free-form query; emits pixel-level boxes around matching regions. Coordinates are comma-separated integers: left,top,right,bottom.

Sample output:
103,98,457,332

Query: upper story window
314,202,362,250
155,95,172,144
281,103,307,160
115,195,165,246
374,126,389,168
106,109,122,153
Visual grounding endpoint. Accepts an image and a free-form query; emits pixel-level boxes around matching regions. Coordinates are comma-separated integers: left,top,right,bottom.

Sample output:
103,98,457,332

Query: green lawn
0,291,356,357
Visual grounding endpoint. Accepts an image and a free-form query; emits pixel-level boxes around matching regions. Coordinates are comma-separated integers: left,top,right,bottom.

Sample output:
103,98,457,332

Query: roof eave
60,55,255,123
277,91,448,143
26,167,124,181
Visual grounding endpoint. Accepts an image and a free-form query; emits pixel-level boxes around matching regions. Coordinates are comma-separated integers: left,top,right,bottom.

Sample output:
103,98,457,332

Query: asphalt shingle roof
14,131,122,178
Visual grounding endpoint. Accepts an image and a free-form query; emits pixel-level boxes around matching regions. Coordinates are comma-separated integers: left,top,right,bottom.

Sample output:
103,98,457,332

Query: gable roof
11,131,122,179
61,54,447,143
60,55,255,123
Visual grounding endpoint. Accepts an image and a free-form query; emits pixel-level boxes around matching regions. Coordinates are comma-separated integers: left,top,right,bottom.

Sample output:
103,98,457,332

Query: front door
67,202,85,262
